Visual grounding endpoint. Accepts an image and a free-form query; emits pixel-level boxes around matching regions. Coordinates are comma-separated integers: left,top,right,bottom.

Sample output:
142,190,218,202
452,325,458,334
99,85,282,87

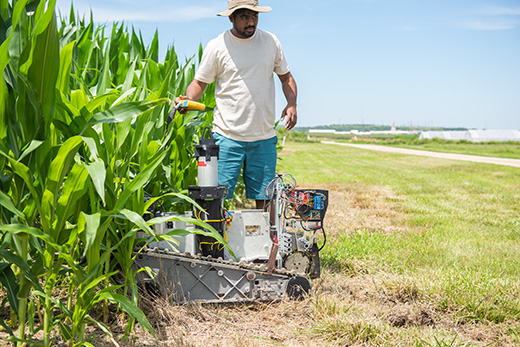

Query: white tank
195,128,220,187
197,154,218,186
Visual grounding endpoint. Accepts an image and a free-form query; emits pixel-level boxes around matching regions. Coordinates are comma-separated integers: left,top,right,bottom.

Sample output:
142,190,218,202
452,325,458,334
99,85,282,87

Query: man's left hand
281,105,297,131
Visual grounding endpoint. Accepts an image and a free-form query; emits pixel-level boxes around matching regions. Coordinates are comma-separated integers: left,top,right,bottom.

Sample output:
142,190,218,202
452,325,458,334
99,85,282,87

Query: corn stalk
0,0,216,345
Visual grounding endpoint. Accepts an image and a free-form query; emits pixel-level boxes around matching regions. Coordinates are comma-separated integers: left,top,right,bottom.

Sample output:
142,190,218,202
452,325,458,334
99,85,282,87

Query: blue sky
56,0,520,129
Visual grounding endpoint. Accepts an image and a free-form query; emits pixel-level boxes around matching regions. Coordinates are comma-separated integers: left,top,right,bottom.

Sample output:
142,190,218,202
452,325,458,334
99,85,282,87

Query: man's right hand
175,79,209,114
175,80,208,114
174,95,192,114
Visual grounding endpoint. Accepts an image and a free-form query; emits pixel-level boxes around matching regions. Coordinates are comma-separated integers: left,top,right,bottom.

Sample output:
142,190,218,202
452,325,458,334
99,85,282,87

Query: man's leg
256,199,275,223
243,136,278,215
213,133,246,199
255,199,270,211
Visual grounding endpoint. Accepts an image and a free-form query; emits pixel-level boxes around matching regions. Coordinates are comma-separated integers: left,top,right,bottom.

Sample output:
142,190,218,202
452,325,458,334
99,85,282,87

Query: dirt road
322,141,520,168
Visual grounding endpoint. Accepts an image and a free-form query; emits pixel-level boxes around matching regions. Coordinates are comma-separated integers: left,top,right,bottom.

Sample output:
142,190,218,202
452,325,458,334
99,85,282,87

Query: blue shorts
213,133,277,200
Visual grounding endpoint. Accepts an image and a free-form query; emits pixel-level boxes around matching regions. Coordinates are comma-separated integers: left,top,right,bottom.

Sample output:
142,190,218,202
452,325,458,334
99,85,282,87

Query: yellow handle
180,100,206,111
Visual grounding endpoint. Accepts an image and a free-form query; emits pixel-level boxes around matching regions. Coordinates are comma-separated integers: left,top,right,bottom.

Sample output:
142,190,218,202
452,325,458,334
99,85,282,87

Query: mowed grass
386,141,520,159
278,141,520,346
311,133,520,159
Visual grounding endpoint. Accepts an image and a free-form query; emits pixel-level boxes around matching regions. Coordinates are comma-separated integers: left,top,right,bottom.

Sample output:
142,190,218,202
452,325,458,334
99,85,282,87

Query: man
175,0,297,210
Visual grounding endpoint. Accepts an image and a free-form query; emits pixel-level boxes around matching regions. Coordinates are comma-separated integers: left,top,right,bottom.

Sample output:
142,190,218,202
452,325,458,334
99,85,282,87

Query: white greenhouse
419,130,520,142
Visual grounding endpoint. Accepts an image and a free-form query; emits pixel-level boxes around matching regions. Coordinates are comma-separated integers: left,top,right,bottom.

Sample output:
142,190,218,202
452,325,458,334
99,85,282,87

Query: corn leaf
97,292,155,337
96,40,111,96
0,262,19,312
0,223,59,249
120,209,154,236
17,139,44,162
80,270,119,298
0,0,8,22
84,158,106,205
0,250,42,293
0,190,25,219
0,151,43,224
87,98,167,125
114,150,168,211
21,0,59,123
57,40,75,95
55,163,90,243
1,0,29,72
41,136,84,234
80,212,101,255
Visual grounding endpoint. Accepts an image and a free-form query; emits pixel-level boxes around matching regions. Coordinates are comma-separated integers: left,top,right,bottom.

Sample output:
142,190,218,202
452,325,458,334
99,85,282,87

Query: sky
55,0,520,130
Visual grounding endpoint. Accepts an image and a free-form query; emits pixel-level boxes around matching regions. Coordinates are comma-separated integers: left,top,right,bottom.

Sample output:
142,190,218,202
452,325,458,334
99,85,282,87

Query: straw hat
217,0,272,17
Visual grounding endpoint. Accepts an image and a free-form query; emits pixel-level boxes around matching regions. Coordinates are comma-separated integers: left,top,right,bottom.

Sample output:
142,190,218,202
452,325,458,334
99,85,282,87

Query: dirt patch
385,304,436,328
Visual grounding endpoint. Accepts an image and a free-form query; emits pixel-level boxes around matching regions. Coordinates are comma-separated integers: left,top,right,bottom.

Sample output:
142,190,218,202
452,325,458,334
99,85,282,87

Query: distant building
419,130,520,142
418,131,468,141
308,129,414,136
308,129,336,134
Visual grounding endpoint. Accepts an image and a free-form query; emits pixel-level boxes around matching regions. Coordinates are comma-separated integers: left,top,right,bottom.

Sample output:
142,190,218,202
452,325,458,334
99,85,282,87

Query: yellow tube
180,100,206,111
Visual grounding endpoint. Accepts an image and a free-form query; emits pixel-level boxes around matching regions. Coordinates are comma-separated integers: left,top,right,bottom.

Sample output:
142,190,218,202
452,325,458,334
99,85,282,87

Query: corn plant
0,0,217,345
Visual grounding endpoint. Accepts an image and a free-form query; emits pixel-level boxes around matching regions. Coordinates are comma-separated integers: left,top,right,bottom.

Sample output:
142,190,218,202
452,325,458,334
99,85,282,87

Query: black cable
316,227,327,251
283,204,294,220
300,220,316,231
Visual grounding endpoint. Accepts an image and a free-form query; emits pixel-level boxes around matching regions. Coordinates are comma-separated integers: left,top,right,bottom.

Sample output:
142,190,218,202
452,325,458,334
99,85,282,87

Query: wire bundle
267,174,328,251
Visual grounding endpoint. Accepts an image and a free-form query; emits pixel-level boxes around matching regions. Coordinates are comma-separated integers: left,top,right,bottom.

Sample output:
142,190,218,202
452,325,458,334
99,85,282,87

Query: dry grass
91,297,326,347
85,184,517,346
306,182,408,237
2,183,518,346
84,272,517,346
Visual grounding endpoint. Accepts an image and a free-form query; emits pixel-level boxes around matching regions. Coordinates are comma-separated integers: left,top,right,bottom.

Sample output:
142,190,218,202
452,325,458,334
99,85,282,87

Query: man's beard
236,25,256,38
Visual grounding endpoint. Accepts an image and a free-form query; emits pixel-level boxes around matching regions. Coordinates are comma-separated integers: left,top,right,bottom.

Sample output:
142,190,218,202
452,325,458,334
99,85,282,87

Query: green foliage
0,1,215,345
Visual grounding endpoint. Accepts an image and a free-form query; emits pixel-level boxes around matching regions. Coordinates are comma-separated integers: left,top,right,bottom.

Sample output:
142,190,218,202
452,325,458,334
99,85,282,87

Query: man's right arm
175,79,208,105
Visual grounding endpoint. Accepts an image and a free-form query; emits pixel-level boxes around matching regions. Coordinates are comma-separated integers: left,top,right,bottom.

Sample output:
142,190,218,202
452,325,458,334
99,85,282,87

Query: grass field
32,140,518,346
304,133,520,159
277,141,520,346
384,141,520,160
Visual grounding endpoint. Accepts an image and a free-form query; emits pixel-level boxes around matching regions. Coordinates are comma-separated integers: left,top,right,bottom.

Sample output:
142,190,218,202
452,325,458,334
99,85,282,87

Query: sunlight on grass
279,141,520,345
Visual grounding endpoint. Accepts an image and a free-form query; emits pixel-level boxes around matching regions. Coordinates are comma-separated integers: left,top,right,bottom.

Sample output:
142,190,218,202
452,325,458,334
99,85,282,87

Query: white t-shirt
195,29,290,142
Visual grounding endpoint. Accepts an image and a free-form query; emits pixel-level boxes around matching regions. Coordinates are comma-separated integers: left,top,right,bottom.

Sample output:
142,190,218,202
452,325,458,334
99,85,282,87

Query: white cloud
56,1,220,23
462,21,517,31
91,6,218,23
480,6,520,16
460,5,520,30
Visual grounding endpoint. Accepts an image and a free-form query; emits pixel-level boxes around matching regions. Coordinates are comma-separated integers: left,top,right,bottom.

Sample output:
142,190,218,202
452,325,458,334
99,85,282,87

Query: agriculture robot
133,101,328,303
